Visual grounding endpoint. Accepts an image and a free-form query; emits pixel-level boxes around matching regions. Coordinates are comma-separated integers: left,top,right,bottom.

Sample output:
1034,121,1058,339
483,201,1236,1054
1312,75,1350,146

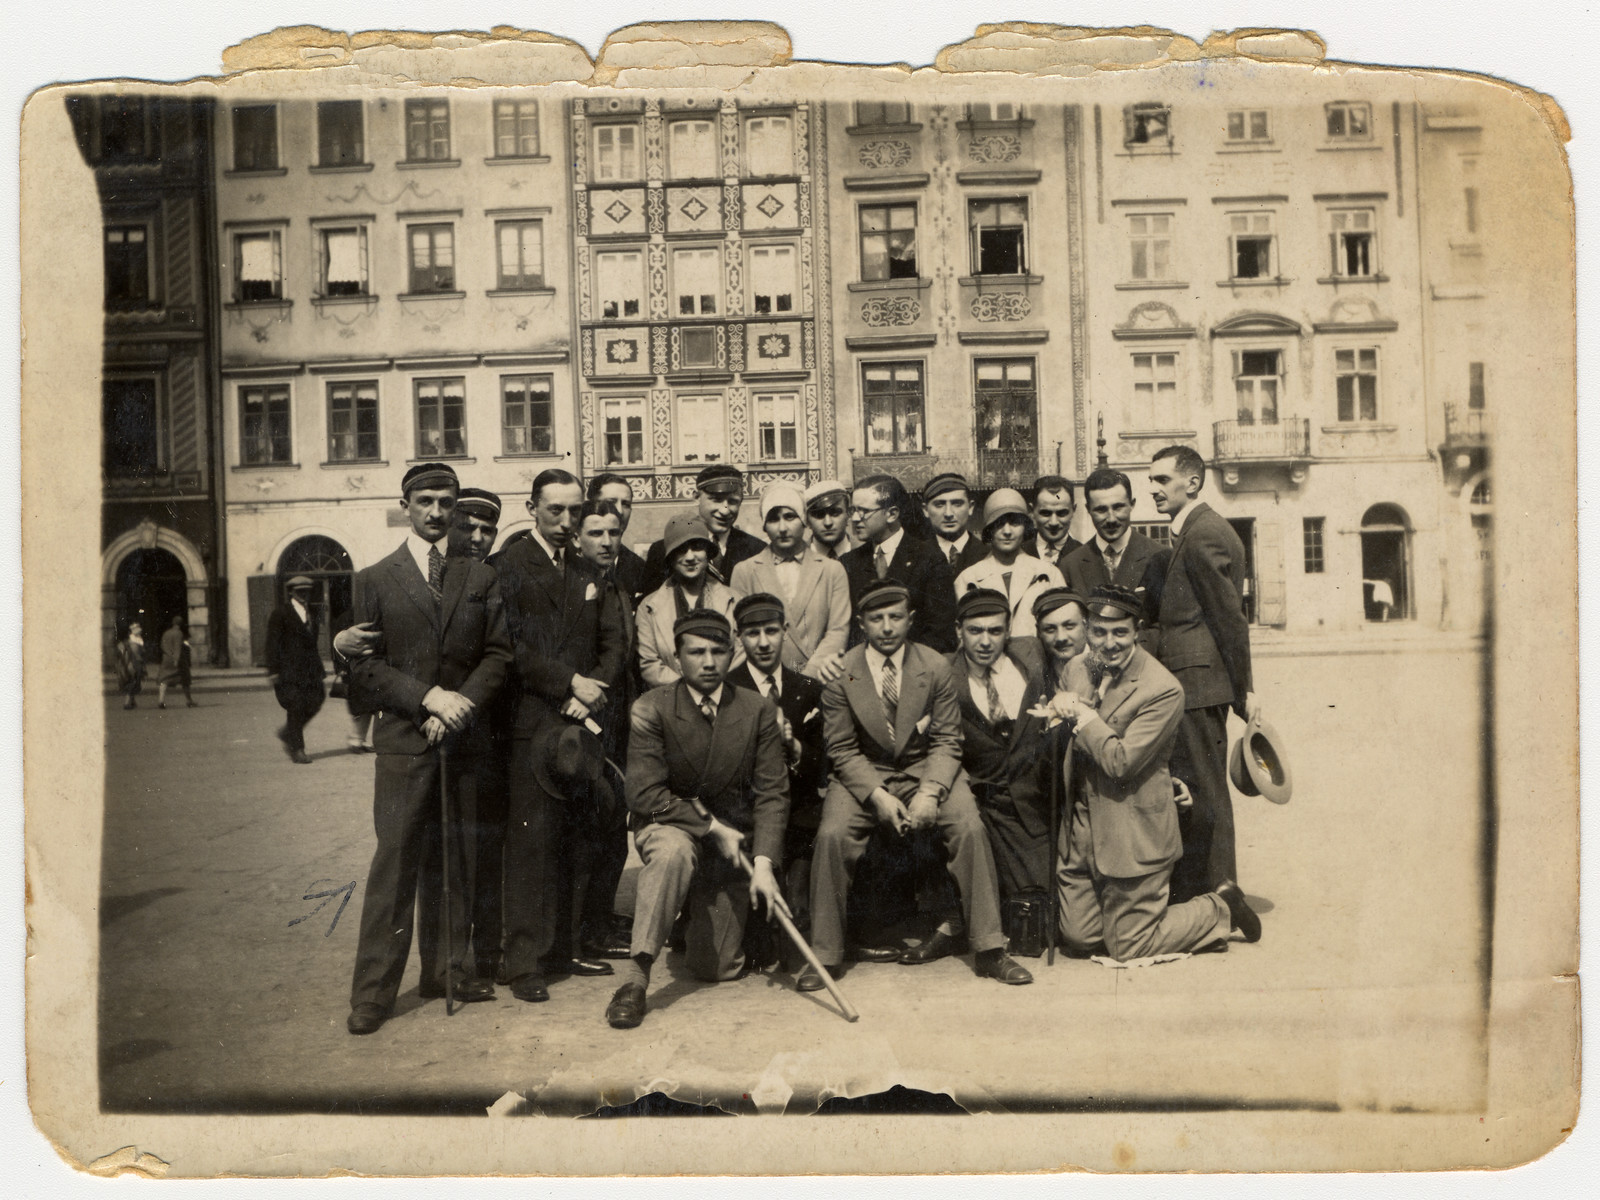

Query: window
495,220,544,290
1127,213,1173,281
100,96,151,160
1335,348,1379,422
755,392,800,460
679,327,719,369
232,104,278,170
974,359,1038,474
1226,109,1271,142
407,224,455,293
404,99,452,162
317,100,364,167
1229,212,1275,279
748,243,795,313
1130,352,1179,429
969,198,1028,275
1326,101,1371,140
856,101,911,126
1463,187,1479,235
1124,103,1172,147
240,384,292,465
745,115,793,177
318,226,368,297
667,119,716,178
1329,208,1376,277
104,225,150,306
673,247,721,316
493,99,539,158
501,375,553,455
1468,361,1486,410
103,378,162,477
414,377,466,457
1303,517,1325,574
593,124,640,182
232,229,283,303
1233,350,1282,425
677,395,726,463
595,249,644,318
603,397,647,466
859,204,918,281
326,381,380,462
862,361,925,455
968,103,1022,123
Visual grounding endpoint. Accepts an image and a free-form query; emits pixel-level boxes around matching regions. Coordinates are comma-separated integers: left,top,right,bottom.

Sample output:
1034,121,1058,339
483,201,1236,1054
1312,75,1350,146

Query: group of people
312,445,1263,1036
112,613,195,710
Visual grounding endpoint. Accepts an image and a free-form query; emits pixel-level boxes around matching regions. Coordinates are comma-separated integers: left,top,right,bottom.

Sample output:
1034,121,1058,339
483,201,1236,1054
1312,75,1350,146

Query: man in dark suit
1148,445,1261,917
807,579,1031,987
840,474,957,654
494,468,629,1002
1055,585,1258,959
588,472,648,602
725,592,827,928
344,463,513,1035
1062,467,1171,651
1022,474,1084,573
603,610,791,1030
921,472,987,576
639,464,767,594
264,575,326,764
945,588,1055,901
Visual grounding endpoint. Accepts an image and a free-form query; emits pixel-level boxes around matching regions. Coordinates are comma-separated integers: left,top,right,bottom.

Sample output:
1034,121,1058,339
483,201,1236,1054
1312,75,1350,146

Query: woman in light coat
636,512,744,687
953,488,1065,638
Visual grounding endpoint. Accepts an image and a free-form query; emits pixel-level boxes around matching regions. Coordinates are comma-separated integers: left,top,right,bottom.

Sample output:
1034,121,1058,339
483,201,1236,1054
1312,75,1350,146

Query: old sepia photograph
17,15,1580,1179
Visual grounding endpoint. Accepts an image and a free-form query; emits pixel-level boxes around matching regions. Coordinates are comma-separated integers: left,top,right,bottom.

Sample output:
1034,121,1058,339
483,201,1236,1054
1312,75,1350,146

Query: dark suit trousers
973,783,1052,898
467,740,509,978
501,737,563,980
1167,704,1238,901
275,681,324,752
349,751,472,1010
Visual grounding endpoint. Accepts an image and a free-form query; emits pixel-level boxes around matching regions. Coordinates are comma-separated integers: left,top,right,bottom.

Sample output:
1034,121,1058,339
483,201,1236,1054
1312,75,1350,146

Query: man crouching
605,610,791,1029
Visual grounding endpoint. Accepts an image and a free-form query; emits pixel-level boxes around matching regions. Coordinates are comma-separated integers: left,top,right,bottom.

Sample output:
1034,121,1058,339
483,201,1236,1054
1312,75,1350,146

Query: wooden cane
1046,722,1061,966
440,744,454,1017
735,850,859,1023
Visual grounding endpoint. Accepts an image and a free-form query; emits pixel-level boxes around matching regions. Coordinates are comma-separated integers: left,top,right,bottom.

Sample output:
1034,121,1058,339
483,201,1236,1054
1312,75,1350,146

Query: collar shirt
290,596,310,625
873,526,906,569
771,544,803,599
404,531,446,583
937,530,971,565
968,653,1027,722
1168,502,1196,538
752,666,783,698
686,680,726,718
1096,528,1133,559
528,526,565,570
864,642,908,702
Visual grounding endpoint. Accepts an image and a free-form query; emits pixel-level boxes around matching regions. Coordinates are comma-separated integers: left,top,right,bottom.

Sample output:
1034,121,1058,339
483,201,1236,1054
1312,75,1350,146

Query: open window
969,197,1028,276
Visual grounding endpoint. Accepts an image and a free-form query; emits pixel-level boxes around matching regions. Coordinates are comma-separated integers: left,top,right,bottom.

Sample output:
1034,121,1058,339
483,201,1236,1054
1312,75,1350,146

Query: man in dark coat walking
265,575,326,764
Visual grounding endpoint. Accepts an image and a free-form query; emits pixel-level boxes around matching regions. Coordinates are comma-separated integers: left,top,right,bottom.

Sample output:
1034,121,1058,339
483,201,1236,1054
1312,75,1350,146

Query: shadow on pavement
100,887,186,928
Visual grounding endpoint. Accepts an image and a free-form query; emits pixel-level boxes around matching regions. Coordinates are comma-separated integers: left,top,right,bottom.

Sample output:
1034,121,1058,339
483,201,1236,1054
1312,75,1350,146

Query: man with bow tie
1052,585,1258,963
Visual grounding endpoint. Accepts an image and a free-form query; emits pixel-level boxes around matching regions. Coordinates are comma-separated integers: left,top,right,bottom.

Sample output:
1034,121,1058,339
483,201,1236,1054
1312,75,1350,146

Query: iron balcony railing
1212,417,1311,461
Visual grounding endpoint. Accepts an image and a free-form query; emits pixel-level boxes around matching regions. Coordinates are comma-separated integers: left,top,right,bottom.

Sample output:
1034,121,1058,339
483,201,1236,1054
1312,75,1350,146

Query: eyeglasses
848,505,885,519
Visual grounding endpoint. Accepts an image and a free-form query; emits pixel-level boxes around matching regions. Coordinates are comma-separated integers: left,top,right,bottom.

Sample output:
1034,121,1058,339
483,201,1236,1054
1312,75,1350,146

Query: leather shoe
289,749,312,765
848,944,902,964
419,978,495,1002
605,982,647,1029
975,949,1033,985
558,957,615,977
582,935,634,961
346,1003,388,1035
900,929,963,965
510,975,550,1003
1215,880,1262,943
796,963,836,992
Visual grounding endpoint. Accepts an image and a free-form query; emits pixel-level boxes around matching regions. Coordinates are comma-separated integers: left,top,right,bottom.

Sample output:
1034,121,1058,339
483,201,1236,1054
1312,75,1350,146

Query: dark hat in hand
532,720,606,794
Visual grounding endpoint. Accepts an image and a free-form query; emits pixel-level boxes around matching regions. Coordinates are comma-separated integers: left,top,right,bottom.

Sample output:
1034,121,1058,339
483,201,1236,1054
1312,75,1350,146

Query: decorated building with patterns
69,92,229,666
567,94,835,544
208,86,576,664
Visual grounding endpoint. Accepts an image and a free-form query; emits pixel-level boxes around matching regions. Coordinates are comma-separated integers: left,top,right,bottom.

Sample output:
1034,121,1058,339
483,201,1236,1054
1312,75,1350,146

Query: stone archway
102,518,211,665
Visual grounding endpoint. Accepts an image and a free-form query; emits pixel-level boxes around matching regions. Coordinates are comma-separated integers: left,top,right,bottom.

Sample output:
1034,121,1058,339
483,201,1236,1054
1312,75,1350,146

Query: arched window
277,536,356,657
1360,504,1412,622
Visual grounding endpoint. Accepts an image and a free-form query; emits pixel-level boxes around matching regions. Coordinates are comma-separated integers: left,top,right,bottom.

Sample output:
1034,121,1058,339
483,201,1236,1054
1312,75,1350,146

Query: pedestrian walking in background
265,575,326,764
114,619,146,710
155,614,196,709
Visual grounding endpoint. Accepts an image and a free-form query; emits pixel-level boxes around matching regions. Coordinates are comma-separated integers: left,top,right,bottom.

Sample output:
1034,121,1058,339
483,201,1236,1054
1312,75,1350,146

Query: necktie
759,672,776,700
881,656,898,733
875,547,888,580
1104,544,1120,578
981,667,1004,725
947,541,958,566
699,694,717,724
427,545,445,605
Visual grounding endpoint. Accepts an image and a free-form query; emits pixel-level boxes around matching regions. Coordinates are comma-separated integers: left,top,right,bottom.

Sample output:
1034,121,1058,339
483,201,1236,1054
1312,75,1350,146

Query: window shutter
1256,520,1287,627
247,574,277,667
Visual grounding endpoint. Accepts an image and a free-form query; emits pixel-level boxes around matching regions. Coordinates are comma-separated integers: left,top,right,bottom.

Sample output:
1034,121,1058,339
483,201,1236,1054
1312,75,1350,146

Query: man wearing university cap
639,464,767,594
801,479,854,560
921,472,987,576
1014,586,1090,691
1052,584,1258,961
449,487,502,562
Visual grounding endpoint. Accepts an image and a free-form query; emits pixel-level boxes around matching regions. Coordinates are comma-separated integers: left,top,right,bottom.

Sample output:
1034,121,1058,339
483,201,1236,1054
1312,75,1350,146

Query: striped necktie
880,656,898,734
427,545,445,605
981,666,1004,726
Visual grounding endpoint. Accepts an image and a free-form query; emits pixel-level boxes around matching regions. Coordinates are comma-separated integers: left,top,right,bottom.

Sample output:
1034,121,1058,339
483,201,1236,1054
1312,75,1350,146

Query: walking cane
733,849,859,1023
1046,722,1061,966
440,743,455,1016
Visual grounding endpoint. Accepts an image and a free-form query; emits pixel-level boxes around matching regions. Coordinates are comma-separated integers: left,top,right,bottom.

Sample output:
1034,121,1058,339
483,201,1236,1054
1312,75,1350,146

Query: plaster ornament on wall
970,292,1031,322
860,296,921,327
858,140,912,169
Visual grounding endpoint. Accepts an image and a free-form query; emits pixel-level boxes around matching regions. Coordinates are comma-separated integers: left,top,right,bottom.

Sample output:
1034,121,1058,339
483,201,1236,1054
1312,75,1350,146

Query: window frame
595,247,645,319
861,359,926,456
973,356,1039,459
1128,350,1181,431
494,218,545,292
744,113,794,177
413,376,468,459
103,222,154,308
1303,517,1326,574
102,374,167,478
1124,102,1173,148
602,396,649,467
1328,207,1378,278
98,95,154,162
238,382,294,466
315,223,370,298
491,99,540,159
1126,211,1175,282
1325,101,1373,141
500,373,555,457
747,242,798,314
854,100,912,127
754,391,802,462
966,102,1023,124
667,118,718,179
671,245,723,317
675,393,728,465
325,379,382,464
1225,108,1271,144
1334,346,1381,423
968,196,1030,277
1227,210,1277,281
405,223,457,295
592,122,642,183
1232,348,1285,426
858,202,919,282
403,97,453,163
231,103,279,171
316,99,365,168
231,227,285,304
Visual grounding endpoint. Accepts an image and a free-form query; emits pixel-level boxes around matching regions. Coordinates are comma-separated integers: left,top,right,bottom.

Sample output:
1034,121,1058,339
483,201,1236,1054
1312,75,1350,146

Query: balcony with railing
1213,417,1312,462
1443,403,1488,448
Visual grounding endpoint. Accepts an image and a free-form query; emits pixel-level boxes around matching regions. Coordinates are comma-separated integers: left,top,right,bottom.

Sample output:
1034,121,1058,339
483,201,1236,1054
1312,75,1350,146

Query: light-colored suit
730,543,852,680
635,579,744,688
954,553,1066,638
1056,646,1229,961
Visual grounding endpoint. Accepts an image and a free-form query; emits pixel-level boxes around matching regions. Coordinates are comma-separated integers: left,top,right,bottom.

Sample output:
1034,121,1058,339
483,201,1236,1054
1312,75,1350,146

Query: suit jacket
640,525,767,595
840,533,958,653
635,579,744,688
1062,646,1185,878
945,648,1053,838
625,680,790,863
491,536,628,738
1024,535,1084,576
729,543,852,678
614,544,648,604
264,601,324,686
1155,502,1252,715
953,552,1066,638
727,661,826,830
822,642,964,802
1062,532,1172,652
348,545,513,756
932,532,989,577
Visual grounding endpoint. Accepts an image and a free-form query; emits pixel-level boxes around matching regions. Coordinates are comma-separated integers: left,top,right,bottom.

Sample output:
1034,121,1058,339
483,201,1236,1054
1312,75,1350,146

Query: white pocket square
584,582,598,601
914,714,931,736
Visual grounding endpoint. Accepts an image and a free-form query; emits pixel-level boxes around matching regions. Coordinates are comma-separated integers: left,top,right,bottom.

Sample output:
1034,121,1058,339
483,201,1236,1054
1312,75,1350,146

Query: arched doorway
1360,503,1412,622
277,535,355,662
115,548,187,643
